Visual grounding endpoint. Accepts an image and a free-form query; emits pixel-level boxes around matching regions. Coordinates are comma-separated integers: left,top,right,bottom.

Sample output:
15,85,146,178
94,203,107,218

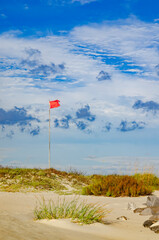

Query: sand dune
0,191,159,240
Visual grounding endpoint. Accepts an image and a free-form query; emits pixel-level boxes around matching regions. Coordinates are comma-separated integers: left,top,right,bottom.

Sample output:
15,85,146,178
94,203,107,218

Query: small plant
67,167,86,176
34,197,108,224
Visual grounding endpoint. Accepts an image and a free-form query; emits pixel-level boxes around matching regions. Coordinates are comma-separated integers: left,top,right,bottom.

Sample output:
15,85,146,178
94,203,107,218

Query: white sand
0,191,159,240
37,191,159,240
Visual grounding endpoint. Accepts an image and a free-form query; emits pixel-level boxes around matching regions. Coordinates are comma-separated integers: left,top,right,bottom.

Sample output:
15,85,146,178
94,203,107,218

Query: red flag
49,100,60,109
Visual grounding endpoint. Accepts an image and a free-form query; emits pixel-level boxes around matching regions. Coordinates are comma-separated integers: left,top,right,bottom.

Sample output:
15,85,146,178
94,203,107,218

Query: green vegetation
0,166,159,196
0,167,89,193
82,175,155,197
134,173,159,191
34,197,108,224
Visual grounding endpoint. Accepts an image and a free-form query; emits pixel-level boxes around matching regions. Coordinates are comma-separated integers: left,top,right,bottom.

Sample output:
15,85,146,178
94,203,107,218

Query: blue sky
1,0,159,175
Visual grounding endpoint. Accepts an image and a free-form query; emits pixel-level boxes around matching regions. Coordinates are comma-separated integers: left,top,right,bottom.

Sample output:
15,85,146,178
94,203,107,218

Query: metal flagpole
49,103,51,169
48,99,60,169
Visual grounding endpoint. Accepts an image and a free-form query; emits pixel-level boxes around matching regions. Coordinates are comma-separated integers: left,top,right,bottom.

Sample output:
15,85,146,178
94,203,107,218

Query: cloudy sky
0,0,159,175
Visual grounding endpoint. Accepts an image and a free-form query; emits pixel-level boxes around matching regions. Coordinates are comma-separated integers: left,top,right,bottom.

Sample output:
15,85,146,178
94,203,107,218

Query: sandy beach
0,191,159,240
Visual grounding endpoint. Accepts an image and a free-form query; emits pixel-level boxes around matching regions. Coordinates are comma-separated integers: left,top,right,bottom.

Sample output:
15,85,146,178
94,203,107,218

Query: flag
49,100,60,109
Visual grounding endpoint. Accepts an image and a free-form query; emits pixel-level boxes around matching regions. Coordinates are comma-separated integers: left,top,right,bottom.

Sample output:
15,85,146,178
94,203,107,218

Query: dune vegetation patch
134,173,159,191
0,167,159,196
82,175,156,197
0,167,89,193
34,197,109,224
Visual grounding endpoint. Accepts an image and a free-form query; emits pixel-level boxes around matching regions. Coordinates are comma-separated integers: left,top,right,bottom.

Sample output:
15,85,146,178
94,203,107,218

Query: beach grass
34,197,108,224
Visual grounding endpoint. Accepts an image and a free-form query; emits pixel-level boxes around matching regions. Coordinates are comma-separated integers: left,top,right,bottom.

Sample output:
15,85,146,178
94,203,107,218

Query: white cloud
1,17,159,135
71,17,159,71
154,18,159,22
24,4,29,10
72,0,98,4
85,155,159,175
0,13,7,18
49,0,98,5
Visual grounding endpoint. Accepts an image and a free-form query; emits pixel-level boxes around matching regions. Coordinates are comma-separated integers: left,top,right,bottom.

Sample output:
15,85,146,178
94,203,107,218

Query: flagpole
49,104,51,169
48,100,60,169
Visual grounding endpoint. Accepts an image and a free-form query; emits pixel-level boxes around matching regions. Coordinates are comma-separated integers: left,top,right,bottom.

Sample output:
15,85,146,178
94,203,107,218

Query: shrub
82,175,153,197
134,173,159,190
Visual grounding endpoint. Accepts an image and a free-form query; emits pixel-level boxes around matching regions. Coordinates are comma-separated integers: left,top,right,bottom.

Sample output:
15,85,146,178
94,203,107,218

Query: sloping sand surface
0,191,159,240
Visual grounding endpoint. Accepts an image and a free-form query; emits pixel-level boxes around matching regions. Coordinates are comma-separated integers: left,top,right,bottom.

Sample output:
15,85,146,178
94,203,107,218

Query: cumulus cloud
104,122,112,132
21,59,38,68
0,107,38,125
133,100,159,113
30,126,40,136
54,115,72,129
25,48,41,57
54,105,95,132
96,71,111,81
29,63,65,76
118,120,145,132
75,120,88,130
76,105,96,121
0,107,40,137
20,48,65,78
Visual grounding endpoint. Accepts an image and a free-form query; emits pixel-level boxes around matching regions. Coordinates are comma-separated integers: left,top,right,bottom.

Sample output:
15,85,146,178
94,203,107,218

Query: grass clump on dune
34,197,108,224
82,175,153,197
